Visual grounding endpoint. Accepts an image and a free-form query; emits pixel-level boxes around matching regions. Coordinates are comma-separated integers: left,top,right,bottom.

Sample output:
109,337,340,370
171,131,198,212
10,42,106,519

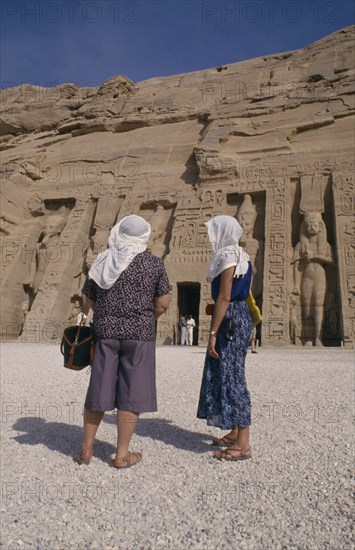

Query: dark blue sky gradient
1,1,354,88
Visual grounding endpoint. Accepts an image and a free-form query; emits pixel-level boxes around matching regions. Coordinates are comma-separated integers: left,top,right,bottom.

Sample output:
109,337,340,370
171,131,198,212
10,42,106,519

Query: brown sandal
113,451,142,469
211,434,238,447
213,448,252,461
74,450,92,465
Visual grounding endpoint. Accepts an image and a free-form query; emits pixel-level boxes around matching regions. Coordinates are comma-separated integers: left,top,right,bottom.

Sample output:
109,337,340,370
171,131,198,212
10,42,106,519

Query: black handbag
61,321,93,371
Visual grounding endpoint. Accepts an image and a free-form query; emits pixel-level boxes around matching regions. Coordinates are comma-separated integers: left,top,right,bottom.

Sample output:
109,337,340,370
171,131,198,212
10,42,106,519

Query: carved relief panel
262,183,289,346
332,172,355,348
140,202,176,259
85,196,124,271
22,198,96,341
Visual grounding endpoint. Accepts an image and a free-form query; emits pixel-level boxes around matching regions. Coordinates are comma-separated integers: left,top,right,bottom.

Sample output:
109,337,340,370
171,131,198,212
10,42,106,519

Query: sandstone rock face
1,26,354,347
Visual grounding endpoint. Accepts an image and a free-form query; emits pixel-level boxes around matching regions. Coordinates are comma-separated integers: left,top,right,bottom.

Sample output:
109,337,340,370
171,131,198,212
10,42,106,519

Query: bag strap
67,341,76,369
61,314,91,360
73,314,87,343
60,314,88,355
90,344,94,364
62,332,92,348
64,336,93,369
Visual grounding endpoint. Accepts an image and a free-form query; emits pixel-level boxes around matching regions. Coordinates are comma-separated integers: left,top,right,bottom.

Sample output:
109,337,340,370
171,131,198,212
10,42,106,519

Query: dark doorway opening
177,283,201,345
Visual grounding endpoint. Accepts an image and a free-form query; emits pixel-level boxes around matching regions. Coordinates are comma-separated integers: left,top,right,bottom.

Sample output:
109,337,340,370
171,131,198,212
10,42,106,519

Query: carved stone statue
237,194,263,296
24,214,67,296
291,212,334,347
71,239,90,300
201,190,214,206
85,230,109,269
150,205,167,258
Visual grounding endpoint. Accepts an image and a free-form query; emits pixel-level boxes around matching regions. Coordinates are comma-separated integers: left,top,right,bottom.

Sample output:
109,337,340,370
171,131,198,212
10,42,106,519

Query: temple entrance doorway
177,283,200,345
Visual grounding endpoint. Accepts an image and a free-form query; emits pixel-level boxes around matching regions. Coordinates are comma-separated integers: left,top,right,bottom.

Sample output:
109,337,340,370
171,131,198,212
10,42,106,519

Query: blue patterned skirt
197,300,253,429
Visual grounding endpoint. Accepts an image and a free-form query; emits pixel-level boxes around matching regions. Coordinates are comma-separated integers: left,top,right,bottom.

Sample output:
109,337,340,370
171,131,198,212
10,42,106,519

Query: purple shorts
84,339,157,413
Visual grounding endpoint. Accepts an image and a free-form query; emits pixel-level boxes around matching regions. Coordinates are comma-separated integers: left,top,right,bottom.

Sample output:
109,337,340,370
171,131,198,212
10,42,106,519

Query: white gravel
0,344,353,550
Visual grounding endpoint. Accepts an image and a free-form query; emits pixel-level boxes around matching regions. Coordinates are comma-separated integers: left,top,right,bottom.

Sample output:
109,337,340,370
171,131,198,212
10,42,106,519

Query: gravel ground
0,344,353,550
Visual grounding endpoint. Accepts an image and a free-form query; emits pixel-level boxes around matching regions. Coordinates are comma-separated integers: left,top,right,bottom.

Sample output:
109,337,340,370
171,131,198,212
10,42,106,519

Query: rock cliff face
1,26,354,347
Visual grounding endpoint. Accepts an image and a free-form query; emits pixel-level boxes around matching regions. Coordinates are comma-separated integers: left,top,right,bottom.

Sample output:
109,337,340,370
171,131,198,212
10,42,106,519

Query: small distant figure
186,314,195,346
249,326,257,354
179,314,187,345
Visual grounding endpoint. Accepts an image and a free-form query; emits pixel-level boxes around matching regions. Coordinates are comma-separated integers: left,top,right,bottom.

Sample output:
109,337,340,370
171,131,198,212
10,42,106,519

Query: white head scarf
205,215,250,283
88,215,151,289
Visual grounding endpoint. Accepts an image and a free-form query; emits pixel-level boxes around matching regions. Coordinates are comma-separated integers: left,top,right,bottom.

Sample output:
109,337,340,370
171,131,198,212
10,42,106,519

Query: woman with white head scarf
88,214,151,289
75,215,172,469
197,215,254,461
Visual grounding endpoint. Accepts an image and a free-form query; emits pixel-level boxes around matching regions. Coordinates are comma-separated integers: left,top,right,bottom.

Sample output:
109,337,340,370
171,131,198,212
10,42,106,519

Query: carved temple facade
1,27,354,347
1,165,354,348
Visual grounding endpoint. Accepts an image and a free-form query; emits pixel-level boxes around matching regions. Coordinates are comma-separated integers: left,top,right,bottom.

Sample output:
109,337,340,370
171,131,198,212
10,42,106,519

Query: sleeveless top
211,261,252,302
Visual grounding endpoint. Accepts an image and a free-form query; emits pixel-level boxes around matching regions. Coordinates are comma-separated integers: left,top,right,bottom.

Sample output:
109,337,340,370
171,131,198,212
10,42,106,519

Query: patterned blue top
211,261,252,302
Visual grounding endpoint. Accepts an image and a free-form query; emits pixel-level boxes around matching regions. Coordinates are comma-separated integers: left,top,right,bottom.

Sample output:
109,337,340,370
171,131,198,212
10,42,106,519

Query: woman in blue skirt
197,215,253,461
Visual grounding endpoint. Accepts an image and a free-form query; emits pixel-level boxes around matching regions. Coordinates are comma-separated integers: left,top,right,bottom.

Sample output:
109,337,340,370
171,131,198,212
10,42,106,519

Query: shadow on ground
104,415,211,454
11,417,115,463
12,416,211,459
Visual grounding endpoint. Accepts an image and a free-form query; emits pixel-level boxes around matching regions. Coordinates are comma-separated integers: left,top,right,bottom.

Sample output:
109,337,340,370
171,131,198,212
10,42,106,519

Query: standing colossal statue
291,212,334,347
236,194,263,297
24,214,67,296
149,205,167,258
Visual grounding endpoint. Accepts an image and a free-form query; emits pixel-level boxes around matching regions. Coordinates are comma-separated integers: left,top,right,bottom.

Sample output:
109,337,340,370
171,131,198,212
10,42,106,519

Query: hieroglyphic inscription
332,172,355,347
262,182,289,345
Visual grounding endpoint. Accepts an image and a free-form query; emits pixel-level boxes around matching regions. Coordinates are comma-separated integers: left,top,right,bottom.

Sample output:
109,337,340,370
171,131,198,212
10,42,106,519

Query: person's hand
208,334,219,359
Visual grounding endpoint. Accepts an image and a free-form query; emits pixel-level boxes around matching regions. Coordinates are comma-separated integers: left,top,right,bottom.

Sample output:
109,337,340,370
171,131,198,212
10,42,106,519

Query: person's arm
208,266,234,359
81,278,97,314
82,295,96,314
154,294,171,319
153,261,172,319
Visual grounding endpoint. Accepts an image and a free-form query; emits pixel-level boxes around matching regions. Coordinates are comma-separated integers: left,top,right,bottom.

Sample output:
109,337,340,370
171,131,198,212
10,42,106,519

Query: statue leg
313,270,326,347
300,275,312,320
314,306,324,347
292,261,302,295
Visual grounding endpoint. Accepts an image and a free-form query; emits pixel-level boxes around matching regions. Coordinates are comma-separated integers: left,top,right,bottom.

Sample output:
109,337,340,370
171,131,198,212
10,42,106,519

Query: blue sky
1,1,354,88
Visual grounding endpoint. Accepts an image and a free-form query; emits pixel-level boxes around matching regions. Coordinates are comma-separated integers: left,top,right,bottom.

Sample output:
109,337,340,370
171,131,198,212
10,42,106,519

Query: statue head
237,194,257,236
303,212,322,237
300,211,328,253
44,214,66,238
